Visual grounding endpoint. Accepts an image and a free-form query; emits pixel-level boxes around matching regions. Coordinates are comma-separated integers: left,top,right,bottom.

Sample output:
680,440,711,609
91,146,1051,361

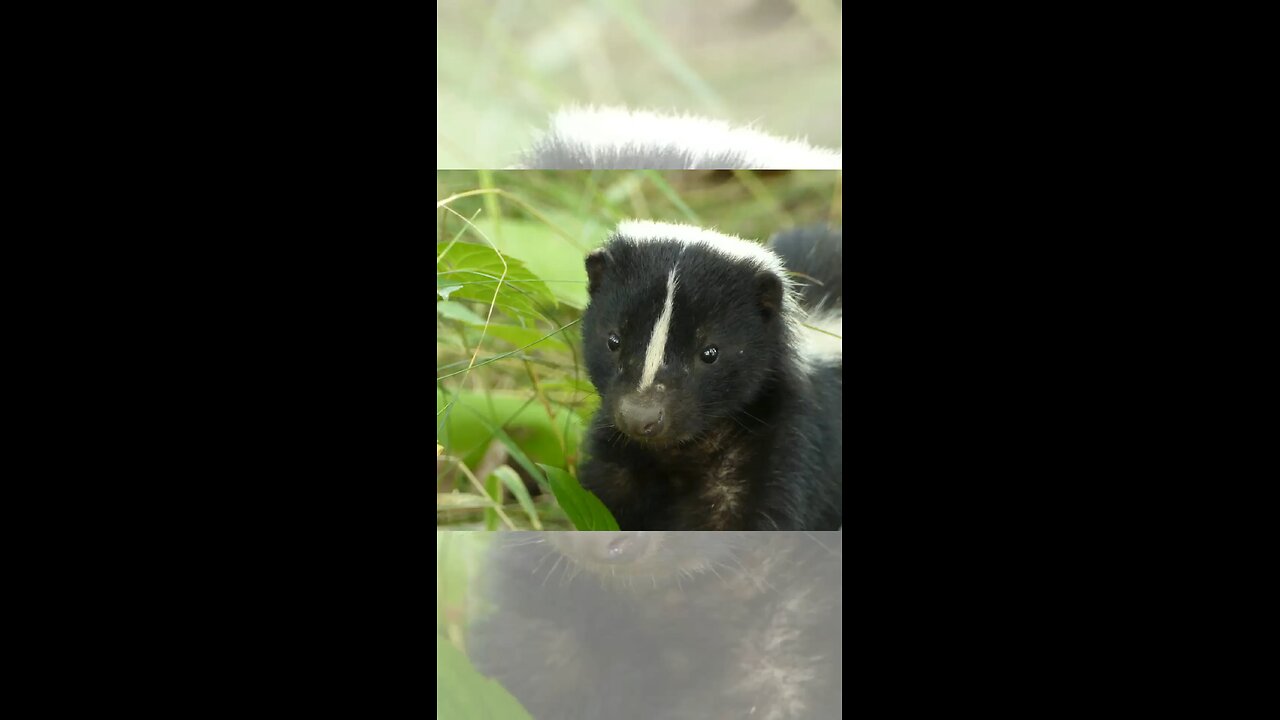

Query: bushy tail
768,225,842,315
518,107,843,170
769,225,842,364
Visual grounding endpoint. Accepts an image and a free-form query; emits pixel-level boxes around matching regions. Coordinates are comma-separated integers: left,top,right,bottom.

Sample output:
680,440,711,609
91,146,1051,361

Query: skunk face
581,227,792,446
574,221,842,531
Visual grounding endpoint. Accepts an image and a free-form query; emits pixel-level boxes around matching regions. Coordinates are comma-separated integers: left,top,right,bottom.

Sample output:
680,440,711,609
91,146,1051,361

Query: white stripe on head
615,221,789,278
639,267,679,391
615,220,798,315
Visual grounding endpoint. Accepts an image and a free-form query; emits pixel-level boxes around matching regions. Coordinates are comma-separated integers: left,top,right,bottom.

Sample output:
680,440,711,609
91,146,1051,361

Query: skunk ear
756,271,784,321
585,249,612,296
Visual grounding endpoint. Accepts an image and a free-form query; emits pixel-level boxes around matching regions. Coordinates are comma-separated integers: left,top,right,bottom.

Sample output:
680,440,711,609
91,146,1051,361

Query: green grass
436,0,843,168
436,170,842,531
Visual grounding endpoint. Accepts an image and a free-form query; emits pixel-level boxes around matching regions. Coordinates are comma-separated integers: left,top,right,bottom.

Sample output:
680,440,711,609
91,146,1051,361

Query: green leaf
437,241,559,322
466,323,571,354
436,390,584,487
471,218,590,309
489,465,542,530
484,473,502,531
437,635,534,720
537,463,619,531
437,300,488,324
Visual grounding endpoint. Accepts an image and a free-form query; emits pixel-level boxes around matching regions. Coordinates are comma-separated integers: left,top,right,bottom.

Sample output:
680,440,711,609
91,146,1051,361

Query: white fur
543,106,842,169
616,221,789,279
799,309,843,364
613,220,842,374
616,220,803,326
639,267,679,391
730,584,821,720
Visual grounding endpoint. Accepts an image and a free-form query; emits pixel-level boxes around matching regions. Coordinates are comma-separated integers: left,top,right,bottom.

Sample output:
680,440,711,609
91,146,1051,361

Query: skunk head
581,221,801,445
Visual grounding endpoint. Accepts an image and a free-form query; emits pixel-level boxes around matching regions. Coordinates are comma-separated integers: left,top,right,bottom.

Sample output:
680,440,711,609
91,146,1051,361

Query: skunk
467,531,843,720
517,107,842,169
577,221,842,530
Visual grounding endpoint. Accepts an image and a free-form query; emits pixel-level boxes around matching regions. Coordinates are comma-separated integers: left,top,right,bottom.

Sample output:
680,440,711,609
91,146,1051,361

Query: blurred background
438,531,493,655
437,531,522,717
436,170,842,530
438,531,843,718
436,0,843,168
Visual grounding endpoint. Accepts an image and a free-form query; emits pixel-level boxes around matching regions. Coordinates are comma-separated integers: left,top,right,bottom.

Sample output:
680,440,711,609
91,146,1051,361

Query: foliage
436,170,842,530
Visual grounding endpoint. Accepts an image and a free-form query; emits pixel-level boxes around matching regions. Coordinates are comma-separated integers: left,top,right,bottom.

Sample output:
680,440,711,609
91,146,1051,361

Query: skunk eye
701,345,718,364
608,333,621,352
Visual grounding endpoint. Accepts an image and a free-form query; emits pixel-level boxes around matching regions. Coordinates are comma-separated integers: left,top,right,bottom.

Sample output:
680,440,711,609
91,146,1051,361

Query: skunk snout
616,395,665,438
552,532,651,565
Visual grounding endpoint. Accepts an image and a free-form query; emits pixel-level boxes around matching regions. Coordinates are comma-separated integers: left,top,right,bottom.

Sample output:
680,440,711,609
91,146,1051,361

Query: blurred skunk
517,107,842,169
467,531,842,720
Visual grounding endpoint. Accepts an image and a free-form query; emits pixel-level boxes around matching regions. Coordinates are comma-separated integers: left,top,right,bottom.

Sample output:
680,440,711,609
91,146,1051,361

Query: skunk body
518,107,842,170
468,532,843,720
578,221,842,530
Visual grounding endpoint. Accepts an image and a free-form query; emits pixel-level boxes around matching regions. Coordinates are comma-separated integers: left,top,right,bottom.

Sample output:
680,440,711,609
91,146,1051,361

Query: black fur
577,225,842,530
467,532,843,720
768,225,843,313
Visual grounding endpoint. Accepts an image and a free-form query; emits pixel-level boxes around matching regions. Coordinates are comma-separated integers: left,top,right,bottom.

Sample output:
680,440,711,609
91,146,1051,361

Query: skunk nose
551,532,651,565
590,532,649,563
617,396,664,438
